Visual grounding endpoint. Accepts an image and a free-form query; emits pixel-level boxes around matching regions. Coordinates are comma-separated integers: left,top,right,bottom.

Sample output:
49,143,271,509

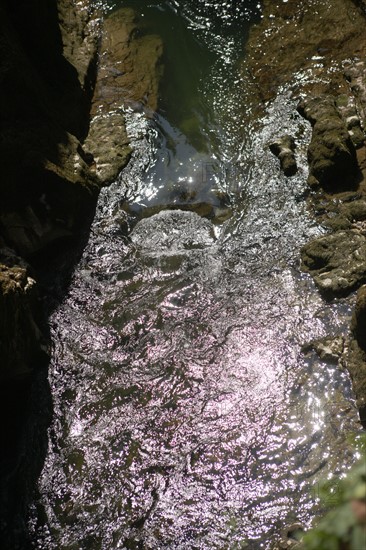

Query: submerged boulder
130,210,216,254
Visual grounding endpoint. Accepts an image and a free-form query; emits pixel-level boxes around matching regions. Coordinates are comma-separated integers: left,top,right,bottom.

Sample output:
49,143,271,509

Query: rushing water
30,2,362,549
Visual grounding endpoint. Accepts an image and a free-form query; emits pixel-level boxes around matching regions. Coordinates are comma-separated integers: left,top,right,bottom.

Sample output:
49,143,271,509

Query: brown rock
246,0,366,101
351,285,366,351
269,135,297,177
92,8,163,114
298,96,359,190
301,230,366,296
84,7,163,184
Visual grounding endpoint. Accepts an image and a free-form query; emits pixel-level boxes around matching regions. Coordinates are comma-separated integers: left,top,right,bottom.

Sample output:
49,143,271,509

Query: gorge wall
245,0,366,427
0,1,162,546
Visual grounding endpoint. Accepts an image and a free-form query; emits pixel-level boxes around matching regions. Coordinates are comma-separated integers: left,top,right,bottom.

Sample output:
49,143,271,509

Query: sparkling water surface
30,2,361,548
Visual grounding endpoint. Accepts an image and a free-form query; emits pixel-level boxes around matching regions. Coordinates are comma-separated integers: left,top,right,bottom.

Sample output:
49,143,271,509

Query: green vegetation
302,438,366,550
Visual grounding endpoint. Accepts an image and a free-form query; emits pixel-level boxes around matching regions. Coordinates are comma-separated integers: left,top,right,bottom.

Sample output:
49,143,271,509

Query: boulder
297,96,359,190
269,135,297,176
130,210,216,254
84,7,163,184
351,285,366,351
301,230,366,296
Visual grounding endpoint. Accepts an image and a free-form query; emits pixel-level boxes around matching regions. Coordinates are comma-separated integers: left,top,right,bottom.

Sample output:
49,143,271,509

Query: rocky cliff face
0,1,163,546
0,0,101,258
246,0,366,424
0,0,101,544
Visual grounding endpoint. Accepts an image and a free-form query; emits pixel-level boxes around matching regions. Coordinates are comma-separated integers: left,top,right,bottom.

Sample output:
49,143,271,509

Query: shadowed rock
344,286,366,420
351,285,366,351
269,135,297,176
298,96,359,190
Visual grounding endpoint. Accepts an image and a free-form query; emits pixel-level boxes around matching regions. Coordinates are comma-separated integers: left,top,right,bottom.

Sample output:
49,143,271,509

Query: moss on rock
301,230,366,296
298,96,359,190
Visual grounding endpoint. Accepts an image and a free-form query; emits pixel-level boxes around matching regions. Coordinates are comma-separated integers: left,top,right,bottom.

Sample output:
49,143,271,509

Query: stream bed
30,1,362,548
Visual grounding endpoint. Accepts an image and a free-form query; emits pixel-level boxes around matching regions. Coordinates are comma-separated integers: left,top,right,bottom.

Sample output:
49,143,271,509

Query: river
29,1,361,548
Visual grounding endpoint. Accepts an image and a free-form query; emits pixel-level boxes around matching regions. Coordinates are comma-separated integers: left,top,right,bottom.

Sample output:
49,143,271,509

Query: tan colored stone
84,7,163,184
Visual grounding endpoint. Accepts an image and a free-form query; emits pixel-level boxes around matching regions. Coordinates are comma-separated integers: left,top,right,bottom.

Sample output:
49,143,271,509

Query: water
30,2,361,548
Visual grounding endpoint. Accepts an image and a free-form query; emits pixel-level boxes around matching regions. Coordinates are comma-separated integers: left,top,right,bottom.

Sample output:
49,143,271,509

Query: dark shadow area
0,0,99,547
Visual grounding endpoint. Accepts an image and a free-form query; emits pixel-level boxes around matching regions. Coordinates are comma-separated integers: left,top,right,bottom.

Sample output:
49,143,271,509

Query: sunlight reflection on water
29,1,362,549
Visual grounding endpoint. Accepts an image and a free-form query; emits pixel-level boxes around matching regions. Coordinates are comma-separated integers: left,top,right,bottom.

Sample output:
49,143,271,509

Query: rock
0,0,101,258
351,285,366,351
297,96,359,190
0,251,49,382
301,230,366,296
303,336,345,364
344,60,366,136
123,199,233,225
340,199,366,222
84,7,163,184
0,2,101,545
336,94,365,149
58,0,101,104
84,111,132,184
246,0,366,102
91,8,163,114
0,249,51,548
272,523,304,549
269,135,297,176
343,338,366,421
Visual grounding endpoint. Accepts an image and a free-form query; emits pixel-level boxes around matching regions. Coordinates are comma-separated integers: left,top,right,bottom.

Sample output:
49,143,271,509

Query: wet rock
269,135,297,176
0,251,49,381
123,200,233,226
301,230,366,296
246,0,366,102
351,285,366,351
343,338,366,419
297,96,359,190
91,8,163,114
84,111,132,184
303,336,345,364
340,199,366,222
272,523,304,549
344,60,366,136
336,94,365,149
84,7,163,184
58,0,101,103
